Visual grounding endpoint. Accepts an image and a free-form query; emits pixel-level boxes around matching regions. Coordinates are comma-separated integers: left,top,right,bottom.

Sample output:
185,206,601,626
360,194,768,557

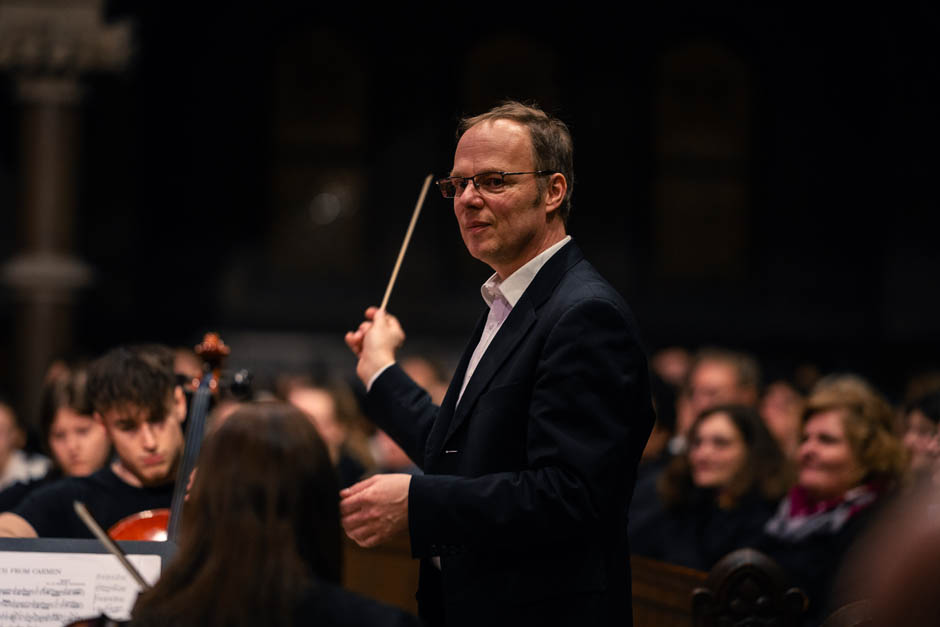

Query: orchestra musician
341,101,655,626
129,402,419,627
0,363,112,511
0,344,184,538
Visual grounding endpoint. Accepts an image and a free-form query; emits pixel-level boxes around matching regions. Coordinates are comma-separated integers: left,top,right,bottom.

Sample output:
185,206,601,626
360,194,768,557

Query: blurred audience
760,374,906,624
632,404,791,570
651,346,691,389
670,347,761,454
759,379,805,459
369,355,447,475
900,389,940,487
0,398,50,492
281,376,374,488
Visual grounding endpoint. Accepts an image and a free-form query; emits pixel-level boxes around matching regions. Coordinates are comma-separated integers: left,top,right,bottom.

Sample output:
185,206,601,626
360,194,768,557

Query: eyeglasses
435,170,555,198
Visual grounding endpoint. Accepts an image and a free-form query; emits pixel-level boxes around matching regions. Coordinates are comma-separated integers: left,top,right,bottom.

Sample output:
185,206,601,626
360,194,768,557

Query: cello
65,334,233,626
108,332,230,542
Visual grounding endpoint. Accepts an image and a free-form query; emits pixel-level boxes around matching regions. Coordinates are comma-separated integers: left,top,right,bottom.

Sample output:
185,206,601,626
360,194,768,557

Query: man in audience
0,344,185,538
671,347,761,453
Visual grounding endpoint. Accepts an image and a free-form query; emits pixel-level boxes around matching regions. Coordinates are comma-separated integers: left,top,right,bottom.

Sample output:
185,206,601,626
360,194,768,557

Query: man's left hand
340,473,411,548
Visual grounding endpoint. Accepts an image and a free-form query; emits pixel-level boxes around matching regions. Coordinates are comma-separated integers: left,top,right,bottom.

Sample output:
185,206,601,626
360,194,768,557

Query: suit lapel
442,300,537,445
430,240,586,459
423,310,486,468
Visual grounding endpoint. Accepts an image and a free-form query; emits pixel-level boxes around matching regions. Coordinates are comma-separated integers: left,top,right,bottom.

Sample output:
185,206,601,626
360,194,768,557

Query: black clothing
632,488,777,571
759,501,882,626
12,466,173,538
626,453,670,557
366,241,654,626
0,469,61,511
336,451,366,489
130,581,421,627
295,582,422,626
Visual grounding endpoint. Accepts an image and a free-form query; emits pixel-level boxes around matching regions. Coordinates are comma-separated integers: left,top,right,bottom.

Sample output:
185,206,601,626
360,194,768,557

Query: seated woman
0,367,110,510
901,389,940,487
633,404,791,570
760,375,906,624
130,402,418,627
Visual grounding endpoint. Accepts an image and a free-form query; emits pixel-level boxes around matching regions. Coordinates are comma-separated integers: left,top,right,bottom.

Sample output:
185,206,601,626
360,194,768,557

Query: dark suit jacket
366,240,654,626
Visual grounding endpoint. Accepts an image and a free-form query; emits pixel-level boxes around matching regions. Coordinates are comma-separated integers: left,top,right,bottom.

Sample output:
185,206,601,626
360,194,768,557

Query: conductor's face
451,119,560,279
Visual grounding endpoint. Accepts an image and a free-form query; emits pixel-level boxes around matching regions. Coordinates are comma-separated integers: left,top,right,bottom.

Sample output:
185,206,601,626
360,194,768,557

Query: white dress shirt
456,235,571,405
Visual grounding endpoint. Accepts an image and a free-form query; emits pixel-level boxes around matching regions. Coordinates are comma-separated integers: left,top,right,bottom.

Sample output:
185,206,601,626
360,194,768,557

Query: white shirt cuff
366,361,396,392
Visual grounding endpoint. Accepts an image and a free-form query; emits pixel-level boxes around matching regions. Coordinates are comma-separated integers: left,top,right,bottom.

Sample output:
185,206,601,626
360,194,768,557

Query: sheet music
0,551,160,626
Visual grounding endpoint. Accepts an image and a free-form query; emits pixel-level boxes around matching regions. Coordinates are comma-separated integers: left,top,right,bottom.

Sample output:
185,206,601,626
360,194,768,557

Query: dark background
1,3,938,406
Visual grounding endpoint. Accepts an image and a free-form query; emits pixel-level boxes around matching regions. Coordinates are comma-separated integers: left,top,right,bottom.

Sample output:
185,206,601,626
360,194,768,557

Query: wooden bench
344,540,708,622
632,555,707,626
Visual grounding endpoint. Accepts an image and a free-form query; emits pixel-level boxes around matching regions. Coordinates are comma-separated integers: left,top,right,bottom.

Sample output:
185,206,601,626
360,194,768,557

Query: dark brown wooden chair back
691,548,807,627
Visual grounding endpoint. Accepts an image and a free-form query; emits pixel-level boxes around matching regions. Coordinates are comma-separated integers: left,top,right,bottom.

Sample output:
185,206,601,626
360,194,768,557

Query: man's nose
455,180,483,205
140,424,157,450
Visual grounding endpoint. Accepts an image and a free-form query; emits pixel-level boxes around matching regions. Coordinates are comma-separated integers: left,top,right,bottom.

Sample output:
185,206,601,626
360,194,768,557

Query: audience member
0,364,111,510
282,377,373,488
759,379,805,459
632,404,791,570
901,390,940,486
670,347,761,454
369,355,447,475
130,402,419,627
0,398,50,491
627,372,678,543
650,346,691,388
760,374,906,624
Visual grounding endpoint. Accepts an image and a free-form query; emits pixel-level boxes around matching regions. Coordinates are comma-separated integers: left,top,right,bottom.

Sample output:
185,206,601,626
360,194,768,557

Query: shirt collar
479,236,571,308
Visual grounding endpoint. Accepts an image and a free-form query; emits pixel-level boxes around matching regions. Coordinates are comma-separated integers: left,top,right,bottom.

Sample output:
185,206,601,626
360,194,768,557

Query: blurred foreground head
132,402,341,627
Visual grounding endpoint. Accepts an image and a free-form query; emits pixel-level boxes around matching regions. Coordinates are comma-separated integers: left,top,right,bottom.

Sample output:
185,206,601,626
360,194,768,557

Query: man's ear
93,411,111,438
543,172,567,216
172,386,187,422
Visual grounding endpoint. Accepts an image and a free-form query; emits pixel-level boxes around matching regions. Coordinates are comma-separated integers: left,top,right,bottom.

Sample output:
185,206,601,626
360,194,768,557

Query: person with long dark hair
632,404,792,570
130,402,418,627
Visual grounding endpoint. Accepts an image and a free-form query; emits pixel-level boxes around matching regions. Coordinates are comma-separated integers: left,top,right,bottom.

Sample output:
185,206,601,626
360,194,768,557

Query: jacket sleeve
406,296,653,557
365,364,441,472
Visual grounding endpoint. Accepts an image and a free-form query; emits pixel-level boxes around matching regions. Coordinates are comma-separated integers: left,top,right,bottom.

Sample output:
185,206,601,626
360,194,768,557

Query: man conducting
342,102,654,626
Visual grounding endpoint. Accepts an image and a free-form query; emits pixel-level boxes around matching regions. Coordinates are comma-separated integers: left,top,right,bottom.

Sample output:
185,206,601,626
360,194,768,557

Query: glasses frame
435,170,555,198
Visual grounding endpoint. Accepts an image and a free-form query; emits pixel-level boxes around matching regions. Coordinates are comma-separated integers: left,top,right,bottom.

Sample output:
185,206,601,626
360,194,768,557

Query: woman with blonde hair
761,374,906,624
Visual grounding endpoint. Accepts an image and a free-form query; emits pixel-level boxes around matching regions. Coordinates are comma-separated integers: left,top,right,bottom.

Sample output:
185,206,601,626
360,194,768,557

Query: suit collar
433,239,585,451
480,235,572,308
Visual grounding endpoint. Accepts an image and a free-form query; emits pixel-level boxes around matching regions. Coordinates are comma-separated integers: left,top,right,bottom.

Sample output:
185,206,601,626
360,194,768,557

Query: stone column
0,0,132,430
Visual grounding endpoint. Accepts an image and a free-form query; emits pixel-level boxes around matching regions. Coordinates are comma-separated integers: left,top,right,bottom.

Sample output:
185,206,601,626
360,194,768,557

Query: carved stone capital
1,252,94,298
0,0,133,77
